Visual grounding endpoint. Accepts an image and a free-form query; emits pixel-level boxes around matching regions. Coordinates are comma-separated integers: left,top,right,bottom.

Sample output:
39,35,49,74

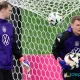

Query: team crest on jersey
75,41,79,47
2,26,6,33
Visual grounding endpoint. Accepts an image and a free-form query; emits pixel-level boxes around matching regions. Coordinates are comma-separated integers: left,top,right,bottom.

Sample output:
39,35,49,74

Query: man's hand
57,57,71,70
19,57,30,75
21,60,30,72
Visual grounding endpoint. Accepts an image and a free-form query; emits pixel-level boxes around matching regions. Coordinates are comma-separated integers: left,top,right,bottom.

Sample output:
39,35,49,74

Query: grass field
21,9,80,54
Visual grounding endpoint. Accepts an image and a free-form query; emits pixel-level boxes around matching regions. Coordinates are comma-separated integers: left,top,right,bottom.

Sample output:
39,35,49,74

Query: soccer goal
8,0,80,80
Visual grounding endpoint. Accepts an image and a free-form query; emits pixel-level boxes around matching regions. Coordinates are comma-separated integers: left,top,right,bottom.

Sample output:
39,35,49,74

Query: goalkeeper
0,1,30,80
52,16,80,80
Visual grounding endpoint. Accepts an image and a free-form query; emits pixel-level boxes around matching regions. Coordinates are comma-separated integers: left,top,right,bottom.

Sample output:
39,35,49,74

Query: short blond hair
71,16,80,23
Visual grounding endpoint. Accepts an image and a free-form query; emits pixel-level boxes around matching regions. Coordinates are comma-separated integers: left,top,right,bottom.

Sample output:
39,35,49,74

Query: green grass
21,8,80,54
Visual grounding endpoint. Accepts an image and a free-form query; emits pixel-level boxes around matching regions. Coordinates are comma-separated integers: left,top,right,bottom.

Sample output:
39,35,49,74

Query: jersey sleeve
12,28,22,59
52,31,71,59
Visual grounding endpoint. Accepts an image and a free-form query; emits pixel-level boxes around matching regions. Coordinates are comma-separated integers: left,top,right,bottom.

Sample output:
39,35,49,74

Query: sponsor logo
2,34,10,46
64,72,80,78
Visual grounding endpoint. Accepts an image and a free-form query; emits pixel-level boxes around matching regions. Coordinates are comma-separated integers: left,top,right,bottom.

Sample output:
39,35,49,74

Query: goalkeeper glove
57,57,71,70
19,57,30,75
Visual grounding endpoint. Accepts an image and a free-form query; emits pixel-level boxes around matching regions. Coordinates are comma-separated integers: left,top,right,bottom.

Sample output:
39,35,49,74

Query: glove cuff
19,57,24,62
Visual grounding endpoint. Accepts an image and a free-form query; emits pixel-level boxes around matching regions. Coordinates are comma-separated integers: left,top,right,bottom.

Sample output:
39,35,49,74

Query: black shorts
62,69,80,80
0,69,13,80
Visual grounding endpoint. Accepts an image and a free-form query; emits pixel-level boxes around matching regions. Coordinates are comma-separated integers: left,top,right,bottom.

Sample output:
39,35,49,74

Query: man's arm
12,28,22,59
52,31,72,69
52,33,63,59
52,31,71,59
12,28,30,74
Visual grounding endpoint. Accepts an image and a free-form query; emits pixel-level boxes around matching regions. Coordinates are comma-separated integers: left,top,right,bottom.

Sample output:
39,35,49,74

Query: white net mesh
8,0,80,19
7,0,80,80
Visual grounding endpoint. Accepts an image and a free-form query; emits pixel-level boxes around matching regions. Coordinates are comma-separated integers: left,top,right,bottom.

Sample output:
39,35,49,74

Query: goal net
7,0,80,80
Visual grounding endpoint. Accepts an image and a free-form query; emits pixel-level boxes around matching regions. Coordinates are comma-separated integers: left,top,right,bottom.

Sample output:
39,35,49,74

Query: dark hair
0,1,12,11
71,16,80,23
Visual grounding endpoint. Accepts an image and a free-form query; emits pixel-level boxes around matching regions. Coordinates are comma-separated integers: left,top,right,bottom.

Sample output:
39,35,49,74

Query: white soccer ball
64,53,80,69
48,12,63,25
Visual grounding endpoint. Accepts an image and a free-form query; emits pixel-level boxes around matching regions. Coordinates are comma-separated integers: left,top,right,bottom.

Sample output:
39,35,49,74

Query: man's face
71,20,80,36
3,5,12,19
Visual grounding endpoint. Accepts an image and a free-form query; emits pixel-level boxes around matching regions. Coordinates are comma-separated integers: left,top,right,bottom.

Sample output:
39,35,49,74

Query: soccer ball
64,53,80,69
48,12,63,25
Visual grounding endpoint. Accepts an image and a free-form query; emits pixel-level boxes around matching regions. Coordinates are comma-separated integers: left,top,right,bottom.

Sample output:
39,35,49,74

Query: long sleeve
52,34,63,59
52,31,71,59
12,28,22,59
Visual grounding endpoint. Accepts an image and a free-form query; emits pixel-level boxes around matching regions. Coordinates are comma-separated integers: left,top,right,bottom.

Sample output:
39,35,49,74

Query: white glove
21,60,30,73
19,57,30,77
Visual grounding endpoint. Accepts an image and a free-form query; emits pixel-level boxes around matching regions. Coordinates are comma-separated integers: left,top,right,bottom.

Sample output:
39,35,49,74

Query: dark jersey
0,19,22,70
52,26,80,71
